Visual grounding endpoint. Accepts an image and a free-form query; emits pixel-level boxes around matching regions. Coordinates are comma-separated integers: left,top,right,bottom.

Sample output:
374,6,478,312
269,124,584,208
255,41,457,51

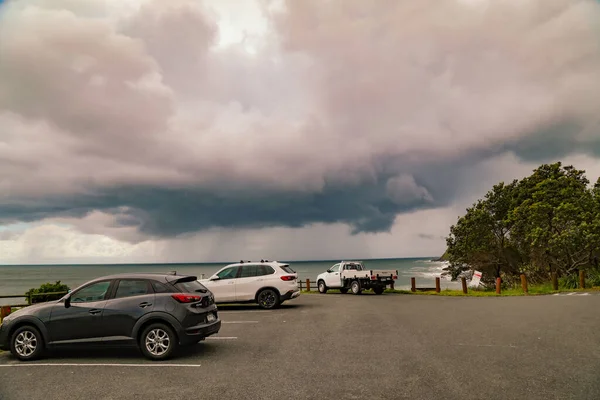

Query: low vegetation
443,162,600,288
25,281,70,304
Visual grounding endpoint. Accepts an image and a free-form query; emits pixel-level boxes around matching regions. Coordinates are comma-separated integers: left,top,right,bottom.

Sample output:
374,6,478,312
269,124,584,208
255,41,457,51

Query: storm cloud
1,0,600,244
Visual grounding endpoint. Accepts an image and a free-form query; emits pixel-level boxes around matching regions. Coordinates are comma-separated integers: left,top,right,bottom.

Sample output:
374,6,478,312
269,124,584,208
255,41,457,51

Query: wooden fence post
552,272,558,290
579,270,585,289
461,277,467,294
435,277,441,293
496,277,501,295
410,277,416,292
306,279,311,292
390,281,395,290
27,293,31,305
520,274,528,294
0,306,11,319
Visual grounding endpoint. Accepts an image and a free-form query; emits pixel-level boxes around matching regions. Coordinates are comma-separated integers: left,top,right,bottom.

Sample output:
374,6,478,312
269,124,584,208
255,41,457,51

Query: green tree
510,163,595,279
446,181,522,285
445,162,600,286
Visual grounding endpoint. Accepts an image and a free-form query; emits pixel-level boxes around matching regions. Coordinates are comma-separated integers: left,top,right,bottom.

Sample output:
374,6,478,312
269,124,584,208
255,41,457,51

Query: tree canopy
445,162,600,286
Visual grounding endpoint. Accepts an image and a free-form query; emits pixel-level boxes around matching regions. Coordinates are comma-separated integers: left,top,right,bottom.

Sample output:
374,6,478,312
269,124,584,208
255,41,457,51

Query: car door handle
335,273,339,275
139,302,152,308
89,309,101,315
228,281,235,284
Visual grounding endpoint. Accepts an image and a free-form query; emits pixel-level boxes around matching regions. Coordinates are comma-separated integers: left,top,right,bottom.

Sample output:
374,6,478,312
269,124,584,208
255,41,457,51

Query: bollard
435,277,441,293
520,274,528,294
496,277,501,294
390,281,395,290
461,277,468,294
306,279,311,292
579,270,585,289
411,277,416,292
552,272,558,290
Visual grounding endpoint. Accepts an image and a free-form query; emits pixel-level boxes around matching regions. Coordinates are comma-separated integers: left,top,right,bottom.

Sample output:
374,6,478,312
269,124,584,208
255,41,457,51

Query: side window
217,266,239,280
240,265,259,278
114,280,150,299
71,281,111,303
331,264,341,273
258,265,275,276
152,281,170,293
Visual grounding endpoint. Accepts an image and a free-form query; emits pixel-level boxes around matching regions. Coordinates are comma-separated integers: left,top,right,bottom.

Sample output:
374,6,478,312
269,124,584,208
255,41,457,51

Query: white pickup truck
316,261,398,295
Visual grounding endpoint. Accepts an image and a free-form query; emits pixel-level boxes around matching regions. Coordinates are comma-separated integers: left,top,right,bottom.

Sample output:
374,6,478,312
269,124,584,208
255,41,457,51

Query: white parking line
219,310,272,314
206,336,238,340
0,363,201,368
221,321,259,324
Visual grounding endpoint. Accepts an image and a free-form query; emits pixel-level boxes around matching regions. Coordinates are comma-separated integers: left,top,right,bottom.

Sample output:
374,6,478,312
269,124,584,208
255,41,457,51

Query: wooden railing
0,291,69,308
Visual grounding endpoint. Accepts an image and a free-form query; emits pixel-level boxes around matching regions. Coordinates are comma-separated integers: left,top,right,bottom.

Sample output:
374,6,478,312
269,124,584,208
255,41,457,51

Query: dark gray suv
0,272,221,361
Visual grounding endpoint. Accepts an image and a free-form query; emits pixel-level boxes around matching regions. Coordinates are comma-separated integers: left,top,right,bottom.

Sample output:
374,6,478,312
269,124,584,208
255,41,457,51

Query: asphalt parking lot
1,293,599,400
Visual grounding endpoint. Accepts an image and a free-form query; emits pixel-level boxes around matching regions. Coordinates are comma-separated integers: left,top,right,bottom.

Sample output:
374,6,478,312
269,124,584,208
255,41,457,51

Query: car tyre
351,280,362,295
139,323,178,361
318,280,328,294
10,325,44,361
257,288,280,309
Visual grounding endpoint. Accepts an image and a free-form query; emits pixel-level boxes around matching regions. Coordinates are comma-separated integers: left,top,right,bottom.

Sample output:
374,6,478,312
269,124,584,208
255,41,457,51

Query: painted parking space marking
218,310,273,314
553,292,592,296
0,363,201,368
206,336,238,340
221,320,259,324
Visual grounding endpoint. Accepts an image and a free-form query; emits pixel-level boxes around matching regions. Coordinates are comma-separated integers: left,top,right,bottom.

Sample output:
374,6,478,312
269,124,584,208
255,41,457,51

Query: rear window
279,264,296,274
174,280,208,293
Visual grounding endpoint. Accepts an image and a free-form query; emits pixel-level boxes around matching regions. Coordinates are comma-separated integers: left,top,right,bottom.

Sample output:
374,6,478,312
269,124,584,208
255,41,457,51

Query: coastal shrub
25,281,70,304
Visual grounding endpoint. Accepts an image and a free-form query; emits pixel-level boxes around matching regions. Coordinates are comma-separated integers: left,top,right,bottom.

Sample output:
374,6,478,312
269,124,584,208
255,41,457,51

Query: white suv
199,260,300,309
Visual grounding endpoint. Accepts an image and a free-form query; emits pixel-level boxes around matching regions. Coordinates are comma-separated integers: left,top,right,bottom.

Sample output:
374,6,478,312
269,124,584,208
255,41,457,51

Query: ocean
0,257,460,305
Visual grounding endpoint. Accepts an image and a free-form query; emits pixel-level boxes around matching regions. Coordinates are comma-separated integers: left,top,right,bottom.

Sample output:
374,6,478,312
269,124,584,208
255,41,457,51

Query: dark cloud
0,171,444,240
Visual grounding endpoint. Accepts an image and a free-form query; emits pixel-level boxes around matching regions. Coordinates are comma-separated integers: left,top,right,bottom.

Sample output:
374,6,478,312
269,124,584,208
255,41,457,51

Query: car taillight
280,275,296,281
392,275,398,280
370,275,377,280
171,293,202,303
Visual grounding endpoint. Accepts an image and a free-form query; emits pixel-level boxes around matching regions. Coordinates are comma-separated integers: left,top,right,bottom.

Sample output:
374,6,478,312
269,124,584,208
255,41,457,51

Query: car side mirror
326,269,331,273
210,276,220,281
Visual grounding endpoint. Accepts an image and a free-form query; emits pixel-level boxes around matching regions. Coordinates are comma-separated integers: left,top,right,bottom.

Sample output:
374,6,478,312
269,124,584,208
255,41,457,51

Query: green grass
302,284,600,297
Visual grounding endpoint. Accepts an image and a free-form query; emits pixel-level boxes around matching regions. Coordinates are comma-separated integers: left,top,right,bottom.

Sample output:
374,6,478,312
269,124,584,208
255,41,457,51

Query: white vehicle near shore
316,261,398,295
199,260,300,309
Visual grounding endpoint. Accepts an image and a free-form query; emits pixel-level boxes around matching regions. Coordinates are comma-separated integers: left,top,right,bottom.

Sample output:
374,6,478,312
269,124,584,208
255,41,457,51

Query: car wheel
257,289,280,309
339,288,349,294
351,280,362,295
140,323,178,361
318,280,328,294
10,325,44,361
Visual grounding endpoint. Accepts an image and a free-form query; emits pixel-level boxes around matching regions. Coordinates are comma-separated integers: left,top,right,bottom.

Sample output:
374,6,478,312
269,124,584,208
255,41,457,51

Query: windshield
173,280,208,293
279,264,296,274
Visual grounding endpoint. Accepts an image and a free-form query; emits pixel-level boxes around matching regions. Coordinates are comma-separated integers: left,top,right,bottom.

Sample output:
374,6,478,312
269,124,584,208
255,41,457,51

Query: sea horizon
0,255,441,267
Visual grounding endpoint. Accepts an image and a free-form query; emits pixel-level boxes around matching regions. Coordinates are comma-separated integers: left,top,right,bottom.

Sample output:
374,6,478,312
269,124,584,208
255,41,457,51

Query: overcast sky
0,0,599,264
